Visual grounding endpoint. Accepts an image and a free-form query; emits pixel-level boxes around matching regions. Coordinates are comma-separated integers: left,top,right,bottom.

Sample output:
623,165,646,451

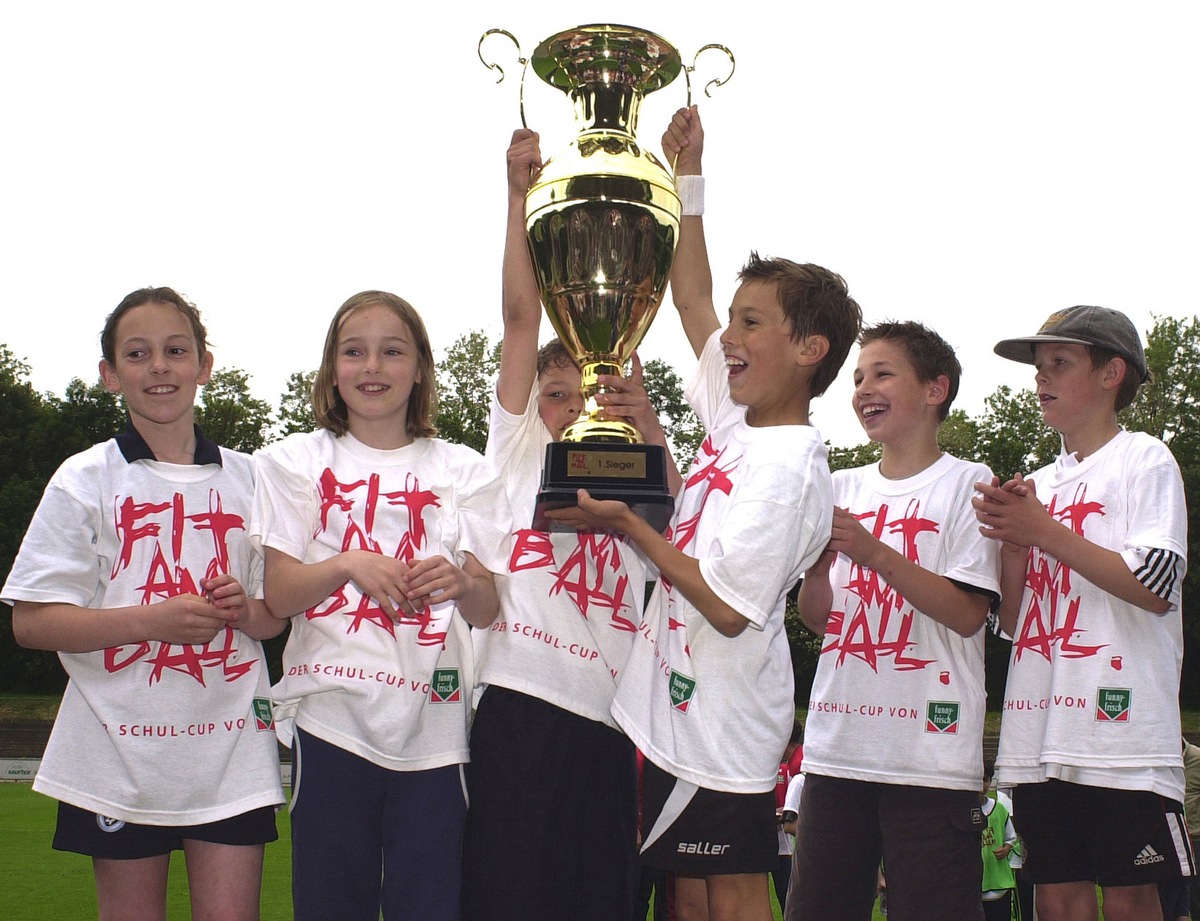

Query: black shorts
462,687,639,921
1013,780,1195,887
53,801,278,860
640,758,777,875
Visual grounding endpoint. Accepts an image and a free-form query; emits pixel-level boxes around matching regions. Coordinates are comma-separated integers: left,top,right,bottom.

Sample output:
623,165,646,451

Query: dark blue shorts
290,726,467,921
53,801,277,859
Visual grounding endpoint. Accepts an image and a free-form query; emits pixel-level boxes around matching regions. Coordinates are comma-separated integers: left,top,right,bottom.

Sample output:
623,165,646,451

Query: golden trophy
480,24,734,532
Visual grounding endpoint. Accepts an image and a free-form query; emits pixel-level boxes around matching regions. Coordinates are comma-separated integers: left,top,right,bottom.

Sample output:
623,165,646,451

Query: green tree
0,347,69,692
641,357,705,472
434,331,501,454
195,368,273,453
972,385,1059,478
276,370,317,439
46,377,124,456
827,441,881,472
936,408,980,460
1123,315,1200,454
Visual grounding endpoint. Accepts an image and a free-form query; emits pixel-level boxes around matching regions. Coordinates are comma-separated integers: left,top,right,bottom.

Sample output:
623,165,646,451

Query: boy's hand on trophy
662,105,703,175
507,128,542,195
545,490,636,534
595,353,664,441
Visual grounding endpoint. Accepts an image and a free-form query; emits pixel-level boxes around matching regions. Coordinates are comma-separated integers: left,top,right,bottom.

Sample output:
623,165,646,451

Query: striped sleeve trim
1133,548,1182,601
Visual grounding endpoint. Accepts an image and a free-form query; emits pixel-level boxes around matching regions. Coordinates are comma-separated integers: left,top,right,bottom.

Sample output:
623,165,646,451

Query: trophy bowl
525,24,682,446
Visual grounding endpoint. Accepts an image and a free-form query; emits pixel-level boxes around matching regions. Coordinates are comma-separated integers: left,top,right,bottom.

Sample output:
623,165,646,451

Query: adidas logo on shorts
1133,845,1166,866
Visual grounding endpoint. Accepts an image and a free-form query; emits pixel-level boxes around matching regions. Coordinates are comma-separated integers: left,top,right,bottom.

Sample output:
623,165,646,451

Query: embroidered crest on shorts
96,814,126,833
1096,687,1132,722
925,700,960,734
669,670,697,713
430,668,461,703
252,696,275,731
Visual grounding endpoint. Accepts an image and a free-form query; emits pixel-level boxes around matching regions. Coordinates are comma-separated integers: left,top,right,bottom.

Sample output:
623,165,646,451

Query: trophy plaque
480,24,733,533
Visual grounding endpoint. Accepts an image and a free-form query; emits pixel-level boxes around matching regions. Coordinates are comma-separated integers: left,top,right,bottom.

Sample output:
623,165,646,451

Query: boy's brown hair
737,253,862,397
535,338,577,377
860,321,962,421
312,291,438,438
1086,346,1144,412
101,287,207,364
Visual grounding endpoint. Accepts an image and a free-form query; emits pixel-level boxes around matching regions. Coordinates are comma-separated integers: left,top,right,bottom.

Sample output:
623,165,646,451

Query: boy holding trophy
550,105,862,921
461,127,680,921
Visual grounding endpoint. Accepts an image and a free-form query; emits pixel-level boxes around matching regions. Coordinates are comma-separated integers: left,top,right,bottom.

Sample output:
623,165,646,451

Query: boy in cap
974,305,1192,921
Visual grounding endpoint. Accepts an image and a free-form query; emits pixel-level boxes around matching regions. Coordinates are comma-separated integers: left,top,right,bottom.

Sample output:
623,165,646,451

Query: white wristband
676,174,705,216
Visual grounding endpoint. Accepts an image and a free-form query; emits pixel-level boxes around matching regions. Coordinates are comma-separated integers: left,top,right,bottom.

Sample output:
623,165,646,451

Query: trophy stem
572,84,640,135
562,358,644,445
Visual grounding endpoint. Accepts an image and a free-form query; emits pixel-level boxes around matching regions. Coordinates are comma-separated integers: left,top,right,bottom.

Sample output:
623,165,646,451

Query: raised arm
495,128,545,414
662,106,720,357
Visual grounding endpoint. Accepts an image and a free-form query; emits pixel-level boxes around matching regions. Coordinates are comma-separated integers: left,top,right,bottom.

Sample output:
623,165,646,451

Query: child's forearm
1034,524,1172,615
995,546,1028,638
238,598,288,640
495,133,544,414
669,213,721,359
662,107,720,356
618,511,750,637
13,600,160,652
263,547,349,619
796,572,834,635
12,597,233,652
856,542,989,637
631,403,684,496
453,554,500,629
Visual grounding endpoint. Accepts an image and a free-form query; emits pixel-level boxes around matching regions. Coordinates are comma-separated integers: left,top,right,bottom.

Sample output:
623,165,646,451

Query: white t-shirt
611,330,833,794
996,429,1188,800
784,771,806,814
251,430,511,771
474,384,648,727
802,455,1000,792
1,439,284,825
779,771,806,855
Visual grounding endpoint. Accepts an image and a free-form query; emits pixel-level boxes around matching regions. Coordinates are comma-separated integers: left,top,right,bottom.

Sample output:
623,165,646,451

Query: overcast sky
2,1,1196,449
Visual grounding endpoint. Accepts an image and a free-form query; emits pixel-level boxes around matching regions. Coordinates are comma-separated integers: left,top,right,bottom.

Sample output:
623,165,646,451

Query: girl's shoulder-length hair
312,290,438,439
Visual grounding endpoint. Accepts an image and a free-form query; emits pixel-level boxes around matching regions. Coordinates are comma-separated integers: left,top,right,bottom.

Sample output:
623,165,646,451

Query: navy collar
114,420,224,466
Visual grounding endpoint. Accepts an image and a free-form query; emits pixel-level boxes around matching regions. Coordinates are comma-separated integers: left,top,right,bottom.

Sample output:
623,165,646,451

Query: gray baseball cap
994,305,1148,383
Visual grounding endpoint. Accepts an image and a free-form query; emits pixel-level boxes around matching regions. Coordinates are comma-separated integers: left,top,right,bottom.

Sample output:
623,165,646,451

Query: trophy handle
684,44,736,107
479,28,531,128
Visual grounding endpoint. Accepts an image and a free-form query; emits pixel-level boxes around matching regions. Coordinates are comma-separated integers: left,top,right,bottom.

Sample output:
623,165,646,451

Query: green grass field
0,784,292,920
17,692,1159,921
0,784,802,920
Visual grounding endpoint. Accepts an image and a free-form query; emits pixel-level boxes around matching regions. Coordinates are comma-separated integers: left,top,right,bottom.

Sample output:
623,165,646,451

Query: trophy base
533,442,675,534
